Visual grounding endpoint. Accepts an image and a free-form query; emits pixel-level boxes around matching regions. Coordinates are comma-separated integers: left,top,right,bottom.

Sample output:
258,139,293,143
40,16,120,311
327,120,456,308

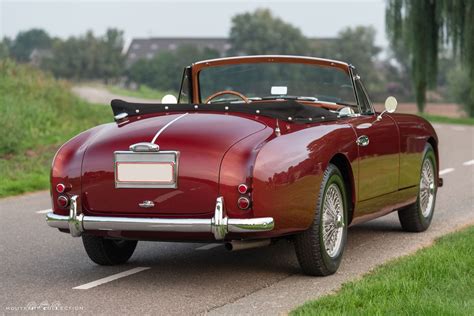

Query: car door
351,75,400,201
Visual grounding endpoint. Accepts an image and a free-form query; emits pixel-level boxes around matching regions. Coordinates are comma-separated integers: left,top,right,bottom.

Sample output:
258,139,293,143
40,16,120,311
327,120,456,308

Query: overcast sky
1,0,387,49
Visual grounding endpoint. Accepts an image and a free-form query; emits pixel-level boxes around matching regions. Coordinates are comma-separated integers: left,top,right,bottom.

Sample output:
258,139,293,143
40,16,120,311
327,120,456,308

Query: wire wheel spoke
322,183,344,258
419,159,435,217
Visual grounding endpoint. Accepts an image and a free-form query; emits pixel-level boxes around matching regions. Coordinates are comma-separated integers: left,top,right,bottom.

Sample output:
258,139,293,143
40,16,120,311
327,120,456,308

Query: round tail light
238,184,249,194
237,197,251,210
57,195,69,208
56,183,66,193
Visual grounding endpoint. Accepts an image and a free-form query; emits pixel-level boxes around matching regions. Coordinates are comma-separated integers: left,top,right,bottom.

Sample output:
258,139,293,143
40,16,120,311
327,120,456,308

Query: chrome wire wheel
398,144,437,233
294,164,347,276
322,183,345,258
419,159,435,217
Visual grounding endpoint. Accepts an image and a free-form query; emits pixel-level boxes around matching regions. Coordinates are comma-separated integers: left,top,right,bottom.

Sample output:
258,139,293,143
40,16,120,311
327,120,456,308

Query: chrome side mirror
377,96,398,121
357,96,398,129
384,96,398,113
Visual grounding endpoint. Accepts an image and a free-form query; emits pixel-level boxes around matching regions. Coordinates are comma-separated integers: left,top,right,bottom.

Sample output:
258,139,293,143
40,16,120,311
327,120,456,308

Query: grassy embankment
420,114,474,126
292,226,474,315
0,60,111,197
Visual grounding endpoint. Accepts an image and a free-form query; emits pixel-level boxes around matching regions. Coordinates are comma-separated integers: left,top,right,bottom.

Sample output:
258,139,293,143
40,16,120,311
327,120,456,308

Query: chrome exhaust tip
225,239,271,251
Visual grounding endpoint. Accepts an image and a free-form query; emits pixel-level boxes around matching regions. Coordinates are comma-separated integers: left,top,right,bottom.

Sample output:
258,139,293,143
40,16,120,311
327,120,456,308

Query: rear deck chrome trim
46,195,274,240
150,112,188,144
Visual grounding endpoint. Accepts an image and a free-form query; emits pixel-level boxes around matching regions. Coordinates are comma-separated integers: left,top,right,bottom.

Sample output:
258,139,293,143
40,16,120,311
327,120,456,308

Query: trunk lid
81,112,266,217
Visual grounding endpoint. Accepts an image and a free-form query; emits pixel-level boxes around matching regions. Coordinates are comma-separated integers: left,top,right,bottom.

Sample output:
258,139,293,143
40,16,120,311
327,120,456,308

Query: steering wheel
204,90,250,104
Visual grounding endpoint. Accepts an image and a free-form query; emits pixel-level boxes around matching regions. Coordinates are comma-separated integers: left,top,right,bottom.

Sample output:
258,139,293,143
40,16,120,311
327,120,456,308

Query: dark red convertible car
47,55,441,276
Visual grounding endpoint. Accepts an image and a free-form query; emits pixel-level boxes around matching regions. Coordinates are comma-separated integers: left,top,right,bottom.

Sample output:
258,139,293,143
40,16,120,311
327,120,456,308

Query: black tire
294,163,349,276
82,235,137,265
398,143,437,232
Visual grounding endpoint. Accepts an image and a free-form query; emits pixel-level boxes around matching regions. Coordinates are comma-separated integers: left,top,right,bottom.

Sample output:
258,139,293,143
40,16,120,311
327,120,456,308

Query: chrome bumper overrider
46,196,274,240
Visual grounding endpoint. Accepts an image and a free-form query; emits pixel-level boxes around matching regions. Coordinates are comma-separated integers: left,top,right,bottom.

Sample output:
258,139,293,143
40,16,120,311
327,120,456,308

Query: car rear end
47,112,275,241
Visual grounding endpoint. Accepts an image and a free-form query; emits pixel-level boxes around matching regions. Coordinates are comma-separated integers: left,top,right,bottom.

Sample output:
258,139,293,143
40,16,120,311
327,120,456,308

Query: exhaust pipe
225,239,271,251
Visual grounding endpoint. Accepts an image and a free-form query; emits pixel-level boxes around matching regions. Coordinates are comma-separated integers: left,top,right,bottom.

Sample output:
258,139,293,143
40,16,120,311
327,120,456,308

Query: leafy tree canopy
42,28,124,82
128,45,219,92
10,29,52,62
229,8,310,55
331,26,382,95
228,10,383,98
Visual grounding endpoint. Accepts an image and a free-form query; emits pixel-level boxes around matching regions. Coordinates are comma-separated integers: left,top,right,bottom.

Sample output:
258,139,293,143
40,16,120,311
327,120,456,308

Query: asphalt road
72,86,161,105
1,124,473,315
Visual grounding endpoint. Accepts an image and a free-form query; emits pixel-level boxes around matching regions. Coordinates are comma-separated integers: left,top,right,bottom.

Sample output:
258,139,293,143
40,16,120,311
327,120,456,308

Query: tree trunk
415,79,426,113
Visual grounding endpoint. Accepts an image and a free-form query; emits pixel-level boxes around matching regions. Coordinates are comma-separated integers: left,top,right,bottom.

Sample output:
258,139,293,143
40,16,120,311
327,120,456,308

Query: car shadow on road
349,215,404,233
118,214,405,281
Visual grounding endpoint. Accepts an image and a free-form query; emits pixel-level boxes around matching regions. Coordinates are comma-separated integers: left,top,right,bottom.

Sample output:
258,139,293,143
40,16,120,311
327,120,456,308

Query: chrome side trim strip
151,112,189,144
46,196,274,240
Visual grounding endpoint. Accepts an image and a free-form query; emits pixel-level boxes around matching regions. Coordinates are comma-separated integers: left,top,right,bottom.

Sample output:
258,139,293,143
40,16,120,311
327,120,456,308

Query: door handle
356,135,370,147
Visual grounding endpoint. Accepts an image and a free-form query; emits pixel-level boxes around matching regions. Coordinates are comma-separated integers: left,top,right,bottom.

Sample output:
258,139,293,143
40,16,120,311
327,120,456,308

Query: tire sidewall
317,166,348,272
82,235,137,265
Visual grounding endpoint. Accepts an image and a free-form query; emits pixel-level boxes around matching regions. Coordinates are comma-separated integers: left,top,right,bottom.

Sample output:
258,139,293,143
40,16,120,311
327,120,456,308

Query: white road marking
196,243,222,250
462,160,474,166
36,209,52,214
73,267,150,290
451,126,465,131
432,124,443,129
439,168,455,175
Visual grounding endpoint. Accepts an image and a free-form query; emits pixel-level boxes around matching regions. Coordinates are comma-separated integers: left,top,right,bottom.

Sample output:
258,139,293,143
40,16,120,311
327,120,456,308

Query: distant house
125,37,230,67
29,48,53,67
125,37,337,67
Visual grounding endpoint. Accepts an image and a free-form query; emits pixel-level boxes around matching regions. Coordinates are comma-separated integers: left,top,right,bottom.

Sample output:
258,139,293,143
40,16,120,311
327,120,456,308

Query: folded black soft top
110,99,338,124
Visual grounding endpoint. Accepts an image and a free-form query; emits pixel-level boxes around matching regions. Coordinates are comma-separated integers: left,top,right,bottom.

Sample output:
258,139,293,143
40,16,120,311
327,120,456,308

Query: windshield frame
191,55,360,111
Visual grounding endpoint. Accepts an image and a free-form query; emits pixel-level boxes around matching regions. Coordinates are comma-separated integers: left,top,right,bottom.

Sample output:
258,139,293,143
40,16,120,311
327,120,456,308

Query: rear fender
218,127,273,218
51,125,108,215
252,123,358,235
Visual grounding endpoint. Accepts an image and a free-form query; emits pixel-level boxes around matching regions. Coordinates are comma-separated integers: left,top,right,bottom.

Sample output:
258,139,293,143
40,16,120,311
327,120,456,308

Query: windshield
198,62,357,105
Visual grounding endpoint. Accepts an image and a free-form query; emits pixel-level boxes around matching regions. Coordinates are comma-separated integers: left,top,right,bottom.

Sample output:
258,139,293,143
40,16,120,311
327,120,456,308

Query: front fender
390,113,439,189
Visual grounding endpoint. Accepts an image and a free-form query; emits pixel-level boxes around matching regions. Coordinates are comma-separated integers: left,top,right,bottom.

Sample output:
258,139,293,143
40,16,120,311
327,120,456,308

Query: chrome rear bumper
46,196,274,240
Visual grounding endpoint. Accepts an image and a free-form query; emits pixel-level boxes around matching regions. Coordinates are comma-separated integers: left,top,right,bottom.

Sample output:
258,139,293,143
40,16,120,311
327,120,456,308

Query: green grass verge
108,84,174,100
421,114,474,125
291,226,474,315
0,60,112,197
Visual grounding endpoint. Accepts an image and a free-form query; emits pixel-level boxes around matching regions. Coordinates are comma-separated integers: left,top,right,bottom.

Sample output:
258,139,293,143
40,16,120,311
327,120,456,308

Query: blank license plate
114,151,179,188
